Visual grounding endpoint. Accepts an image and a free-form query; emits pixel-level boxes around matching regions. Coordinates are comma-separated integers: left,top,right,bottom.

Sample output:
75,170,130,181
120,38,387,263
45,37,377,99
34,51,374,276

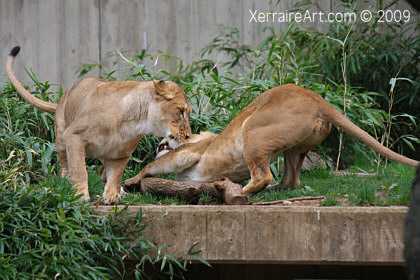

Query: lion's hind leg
267,120,331,191
64,132,89,200
241,113,323,194
267,149,308,191
56,140,69,177
55,111,69,177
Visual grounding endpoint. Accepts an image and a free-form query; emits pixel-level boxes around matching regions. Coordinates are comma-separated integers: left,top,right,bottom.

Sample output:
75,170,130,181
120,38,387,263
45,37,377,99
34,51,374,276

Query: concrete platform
94,205,408,265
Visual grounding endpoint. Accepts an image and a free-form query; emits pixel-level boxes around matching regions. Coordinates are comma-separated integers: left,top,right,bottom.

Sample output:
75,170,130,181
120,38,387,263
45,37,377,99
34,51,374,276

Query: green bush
0,177,207,279
0,74,59,185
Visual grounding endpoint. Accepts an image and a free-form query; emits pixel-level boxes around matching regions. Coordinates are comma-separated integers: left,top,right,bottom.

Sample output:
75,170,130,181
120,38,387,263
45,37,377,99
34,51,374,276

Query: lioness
7,46,191,204
124,84,419,194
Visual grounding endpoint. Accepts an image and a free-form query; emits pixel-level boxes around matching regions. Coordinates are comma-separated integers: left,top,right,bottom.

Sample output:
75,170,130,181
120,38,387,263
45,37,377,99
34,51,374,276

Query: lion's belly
176,160,250,184
85,133,141,159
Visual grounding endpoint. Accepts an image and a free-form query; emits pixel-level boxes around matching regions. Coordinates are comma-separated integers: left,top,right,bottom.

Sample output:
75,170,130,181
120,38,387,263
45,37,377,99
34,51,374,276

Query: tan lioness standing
125,84,419,194
6,46,192,204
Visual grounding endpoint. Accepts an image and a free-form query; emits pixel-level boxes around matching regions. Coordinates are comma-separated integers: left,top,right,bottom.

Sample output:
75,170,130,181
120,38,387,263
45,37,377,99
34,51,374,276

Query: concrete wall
0,0,416,88
95,205,408,265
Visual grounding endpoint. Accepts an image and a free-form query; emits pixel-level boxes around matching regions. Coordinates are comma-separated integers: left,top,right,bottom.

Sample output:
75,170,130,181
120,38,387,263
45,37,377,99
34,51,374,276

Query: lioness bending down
7,46,191,204
125,84,419,194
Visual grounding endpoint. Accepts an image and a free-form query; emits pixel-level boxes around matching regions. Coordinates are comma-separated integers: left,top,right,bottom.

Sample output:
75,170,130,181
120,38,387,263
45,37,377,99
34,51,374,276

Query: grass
250,162,414,206
56,160,415,207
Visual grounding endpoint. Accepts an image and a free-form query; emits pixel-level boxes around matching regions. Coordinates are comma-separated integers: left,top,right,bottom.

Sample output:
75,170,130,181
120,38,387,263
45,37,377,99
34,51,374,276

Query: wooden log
214,177,248,205
140,177,247,205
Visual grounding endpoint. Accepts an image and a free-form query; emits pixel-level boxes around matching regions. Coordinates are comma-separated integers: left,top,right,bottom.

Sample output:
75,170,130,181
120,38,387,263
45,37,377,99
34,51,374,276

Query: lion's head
150,80,192,149
156,131,217,158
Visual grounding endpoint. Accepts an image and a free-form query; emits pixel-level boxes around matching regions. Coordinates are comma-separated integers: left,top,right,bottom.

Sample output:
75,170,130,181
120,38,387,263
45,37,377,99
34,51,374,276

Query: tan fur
125,84,419,194
7,48,191,203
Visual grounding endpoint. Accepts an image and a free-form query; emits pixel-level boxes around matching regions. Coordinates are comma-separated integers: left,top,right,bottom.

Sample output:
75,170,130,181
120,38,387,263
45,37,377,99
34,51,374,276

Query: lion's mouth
156,137,187,158
158,142,173,153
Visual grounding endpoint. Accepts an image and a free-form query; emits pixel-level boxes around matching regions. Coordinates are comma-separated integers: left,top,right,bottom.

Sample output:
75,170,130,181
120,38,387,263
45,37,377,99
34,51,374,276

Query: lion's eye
180,109,185,117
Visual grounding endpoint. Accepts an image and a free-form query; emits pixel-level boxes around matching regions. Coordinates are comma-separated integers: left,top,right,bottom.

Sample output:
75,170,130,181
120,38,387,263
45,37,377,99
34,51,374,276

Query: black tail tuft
10,46,21,57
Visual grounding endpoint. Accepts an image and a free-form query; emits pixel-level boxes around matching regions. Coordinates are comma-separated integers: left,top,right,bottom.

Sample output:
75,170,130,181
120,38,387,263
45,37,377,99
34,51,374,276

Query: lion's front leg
124,165,153,189
124,150,201,190
101,157,130,205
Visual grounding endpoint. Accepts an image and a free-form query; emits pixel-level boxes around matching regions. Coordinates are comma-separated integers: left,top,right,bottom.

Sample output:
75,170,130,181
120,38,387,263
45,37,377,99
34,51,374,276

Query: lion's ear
153,80,175,100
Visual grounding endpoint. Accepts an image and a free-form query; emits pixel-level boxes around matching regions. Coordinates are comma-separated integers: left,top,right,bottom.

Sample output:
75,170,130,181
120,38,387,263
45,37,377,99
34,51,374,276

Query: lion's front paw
124,176,142,192
242,185,253,194
101,188,125,205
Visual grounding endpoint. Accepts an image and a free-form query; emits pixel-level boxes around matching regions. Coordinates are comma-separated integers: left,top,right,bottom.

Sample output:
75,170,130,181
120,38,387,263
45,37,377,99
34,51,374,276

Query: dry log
253,196,324,206
140,177,247,205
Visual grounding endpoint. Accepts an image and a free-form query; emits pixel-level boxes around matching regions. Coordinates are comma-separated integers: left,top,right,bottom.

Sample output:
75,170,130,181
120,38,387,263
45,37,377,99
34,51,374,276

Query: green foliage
197,194,223,205
201,26,254,71
320,196,341,207
0,177,207,279
351,184,382,206
0,75,59,186
124,192,188,206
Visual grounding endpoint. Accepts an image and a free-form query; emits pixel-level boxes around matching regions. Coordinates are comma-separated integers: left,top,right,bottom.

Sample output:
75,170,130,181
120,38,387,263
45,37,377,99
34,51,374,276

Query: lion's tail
323,105,419,167
6,46,57,113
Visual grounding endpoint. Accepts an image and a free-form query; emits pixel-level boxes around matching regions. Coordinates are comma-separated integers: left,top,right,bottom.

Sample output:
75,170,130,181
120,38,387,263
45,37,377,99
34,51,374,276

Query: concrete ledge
94,206,408,265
